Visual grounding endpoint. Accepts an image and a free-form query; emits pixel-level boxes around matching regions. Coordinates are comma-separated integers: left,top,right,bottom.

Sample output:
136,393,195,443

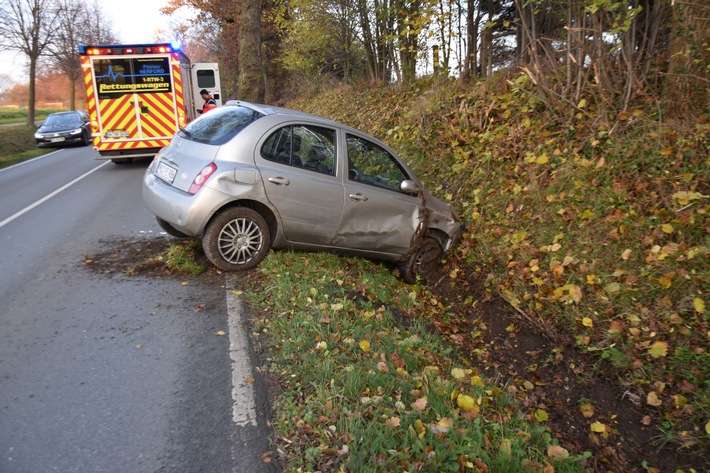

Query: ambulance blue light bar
77,43,179,55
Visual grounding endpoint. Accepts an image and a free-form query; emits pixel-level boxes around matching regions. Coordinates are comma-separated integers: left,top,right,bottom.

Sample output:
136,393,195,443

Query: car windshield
44,113,80,126
178,106,264,146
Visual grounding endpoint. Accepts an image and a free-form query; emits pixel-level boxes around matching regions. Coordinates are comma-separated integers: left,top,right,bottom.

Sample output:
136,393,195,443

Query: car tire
156,217,191,239
202,207,270,271
81,130,91,146
399,236,442,284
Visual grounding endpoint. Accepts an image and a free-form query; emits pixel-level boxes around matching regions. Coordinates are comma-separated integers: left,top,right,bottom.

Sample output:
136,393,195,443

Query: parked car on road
35,111,91,148
142,101,462,283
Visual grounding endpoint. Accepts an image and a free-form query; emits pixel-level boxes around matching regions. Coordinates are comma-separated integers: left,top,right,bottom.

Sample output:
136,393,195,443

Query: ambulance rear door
92,55,179,147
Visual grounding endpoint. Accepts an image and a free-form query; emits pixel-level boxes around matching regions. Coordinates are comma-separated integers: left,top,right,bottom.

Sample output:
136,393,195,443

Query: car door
334,132,424,256
256,123,345,245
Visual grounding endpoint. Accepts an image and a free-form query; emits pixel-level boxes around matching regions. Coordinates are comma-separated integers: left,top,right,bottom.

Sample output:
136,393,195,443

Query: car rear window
178,106,264,146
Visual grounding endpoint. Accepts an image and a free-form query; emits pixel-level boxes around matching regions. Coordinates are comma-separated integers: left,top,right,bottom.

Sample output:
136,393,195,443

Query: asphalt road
0,147,276,472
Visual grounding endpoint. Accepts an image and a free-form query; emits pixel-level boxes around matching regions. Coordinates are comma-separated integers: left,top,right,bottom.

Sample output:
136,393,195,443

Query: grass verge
245,251,589,472
290,79,709,458
0,123,52,169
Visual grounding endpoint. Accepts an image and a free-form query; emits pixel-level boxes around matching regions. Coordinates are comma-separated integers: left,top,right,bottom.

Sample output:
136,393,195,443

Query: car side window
346,134,409,192
262,125,336,176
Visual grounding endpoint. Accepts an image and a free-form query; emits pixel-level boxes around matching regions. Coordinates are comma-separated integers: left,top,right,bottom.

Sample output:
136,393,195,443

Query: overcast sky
1,0,182,84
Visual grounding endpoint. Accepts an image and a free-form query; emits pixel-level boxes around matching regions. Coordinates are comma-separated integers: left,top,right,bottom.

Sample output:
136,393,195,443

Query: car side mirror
400,179,421,195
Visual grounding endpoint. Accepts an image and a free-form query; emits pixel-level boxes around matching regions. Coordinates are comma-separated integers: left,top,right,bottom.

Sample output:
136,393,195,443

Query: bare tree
0,0,61,124
46,0,86,110
42,0,117,110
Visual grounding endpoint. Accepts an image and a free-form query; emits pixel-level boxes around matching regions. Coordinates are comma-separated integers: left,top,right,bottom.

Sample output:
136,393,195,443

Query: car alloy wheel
202,207,270,271
399,236,442,284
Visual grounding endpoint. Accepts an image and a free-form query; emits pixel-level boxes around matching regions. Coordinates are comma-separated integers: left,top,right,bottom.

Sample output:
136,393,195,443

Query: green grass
288,79,709,457
246,251,589,472
0,107,60,125
0,107,65,169
0,124,54,168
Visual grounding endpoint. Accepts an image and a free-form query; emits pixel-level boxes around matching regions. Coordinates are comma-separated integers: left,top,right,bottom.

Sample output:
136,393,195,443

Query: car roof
225,100,355,131
48,111,83,116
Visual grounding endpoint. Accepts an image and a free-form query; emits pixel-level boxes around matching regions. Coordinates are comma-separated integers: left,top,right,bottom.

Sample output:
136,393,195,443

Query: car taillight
188,163,217,194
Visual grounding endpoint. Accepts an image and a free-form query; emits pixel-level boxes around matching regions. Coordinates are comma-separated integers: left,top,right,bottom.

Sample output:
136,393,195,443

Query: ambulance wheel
202,207,270,271
156,217,191,239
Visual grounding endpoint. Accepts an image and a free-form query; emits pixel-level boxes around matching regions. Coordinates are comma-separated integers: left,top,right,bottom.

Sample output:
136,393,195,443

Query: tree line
1,0,707,126
0,0,118,124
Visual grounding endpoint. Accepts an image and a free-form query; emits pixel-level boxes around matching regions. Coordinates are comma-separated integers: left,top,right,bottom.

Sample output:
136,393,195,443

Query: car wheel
156,217,191,238
202,207,270,271
399,236,442,284
81,130,91,146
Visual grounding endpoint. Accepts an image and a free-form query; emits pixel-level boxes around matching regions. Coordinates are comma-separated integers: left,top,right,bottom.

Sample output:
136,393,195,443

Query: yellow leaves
412,419,426,439
451,368,467,380
579,402,595,418
553,284,583,304
215,330,226,336
647,391,662,407
511,231,528,244
671,191,704,206
621,249,632,260
590,421,607,433
658,272,674,289
359,340,370,353
694,298,705,314
456,394,478,412
648,341,668,359
706,420,710,436
430,417,453,435
581,317,594,328
533,409,549,422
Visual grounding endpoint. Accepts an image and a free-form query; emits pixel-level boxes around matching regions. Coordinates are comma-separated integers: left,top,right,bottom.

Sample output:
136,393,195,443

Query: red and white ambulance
78,42,221,163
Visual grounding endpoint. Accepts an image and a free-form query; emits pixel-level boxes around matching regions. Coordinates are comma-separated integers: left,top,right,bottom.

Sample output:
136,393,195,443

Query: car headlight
35,133,44,139
69,128,82,135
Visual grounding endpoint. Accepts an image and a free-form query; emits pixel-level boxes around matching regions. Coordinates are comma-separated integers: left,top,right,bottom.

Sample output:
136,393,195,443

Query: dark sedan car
35,111,91,147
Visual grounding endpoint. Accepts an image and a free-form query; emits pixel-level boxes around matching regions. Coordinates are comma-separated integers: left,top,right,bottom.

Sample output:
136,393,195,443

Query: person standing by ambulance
198,89,217,114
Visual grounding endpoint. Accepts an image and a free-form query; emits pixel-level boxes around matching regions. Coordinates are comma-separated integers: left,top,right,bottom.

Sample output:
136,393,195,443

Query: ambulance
78,42,221,163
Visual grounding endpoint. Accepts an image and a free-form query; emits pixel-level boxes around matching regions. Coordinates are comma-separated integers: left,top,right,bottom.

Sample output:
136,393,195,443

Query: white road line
0,161,110,230
226,275,258,427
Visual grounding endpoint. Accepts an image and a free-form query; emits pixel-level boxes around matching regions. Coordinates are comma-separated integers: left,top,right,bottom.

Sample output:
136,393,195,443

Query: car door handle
268,177,290,186
348,193,368,202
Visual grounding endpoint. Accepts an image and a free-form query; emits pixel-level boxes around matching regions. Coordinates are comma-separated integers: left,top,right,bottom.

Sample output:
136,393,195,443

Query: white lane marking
0,161,110,229
226,275,258,427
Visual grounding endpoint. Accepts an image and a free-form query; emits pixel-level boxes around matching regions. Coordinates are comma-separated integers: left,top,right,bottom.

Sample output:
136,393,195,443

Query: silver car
142,101,461,283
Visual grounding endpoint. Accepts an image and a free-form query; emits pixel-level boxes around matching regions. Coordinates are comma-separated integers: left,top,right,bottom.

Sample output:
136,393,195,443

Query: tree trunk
237,0,265,103
27,56,37,126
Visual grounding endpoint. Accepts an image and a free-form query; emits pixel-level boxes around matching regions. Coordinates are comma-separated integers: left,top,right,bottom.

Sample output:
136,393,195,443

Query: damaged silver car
142,101,461,283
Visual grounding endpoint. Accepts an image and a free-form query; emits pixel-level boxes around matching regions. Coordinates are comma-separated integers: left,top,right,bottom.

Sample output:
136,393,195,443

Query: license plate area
156,161,177,184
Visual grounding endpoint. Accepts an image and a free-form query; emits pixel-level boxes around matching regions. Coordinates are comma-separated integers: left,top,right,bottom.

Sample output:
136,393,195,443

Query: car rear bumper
142,171,230,237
